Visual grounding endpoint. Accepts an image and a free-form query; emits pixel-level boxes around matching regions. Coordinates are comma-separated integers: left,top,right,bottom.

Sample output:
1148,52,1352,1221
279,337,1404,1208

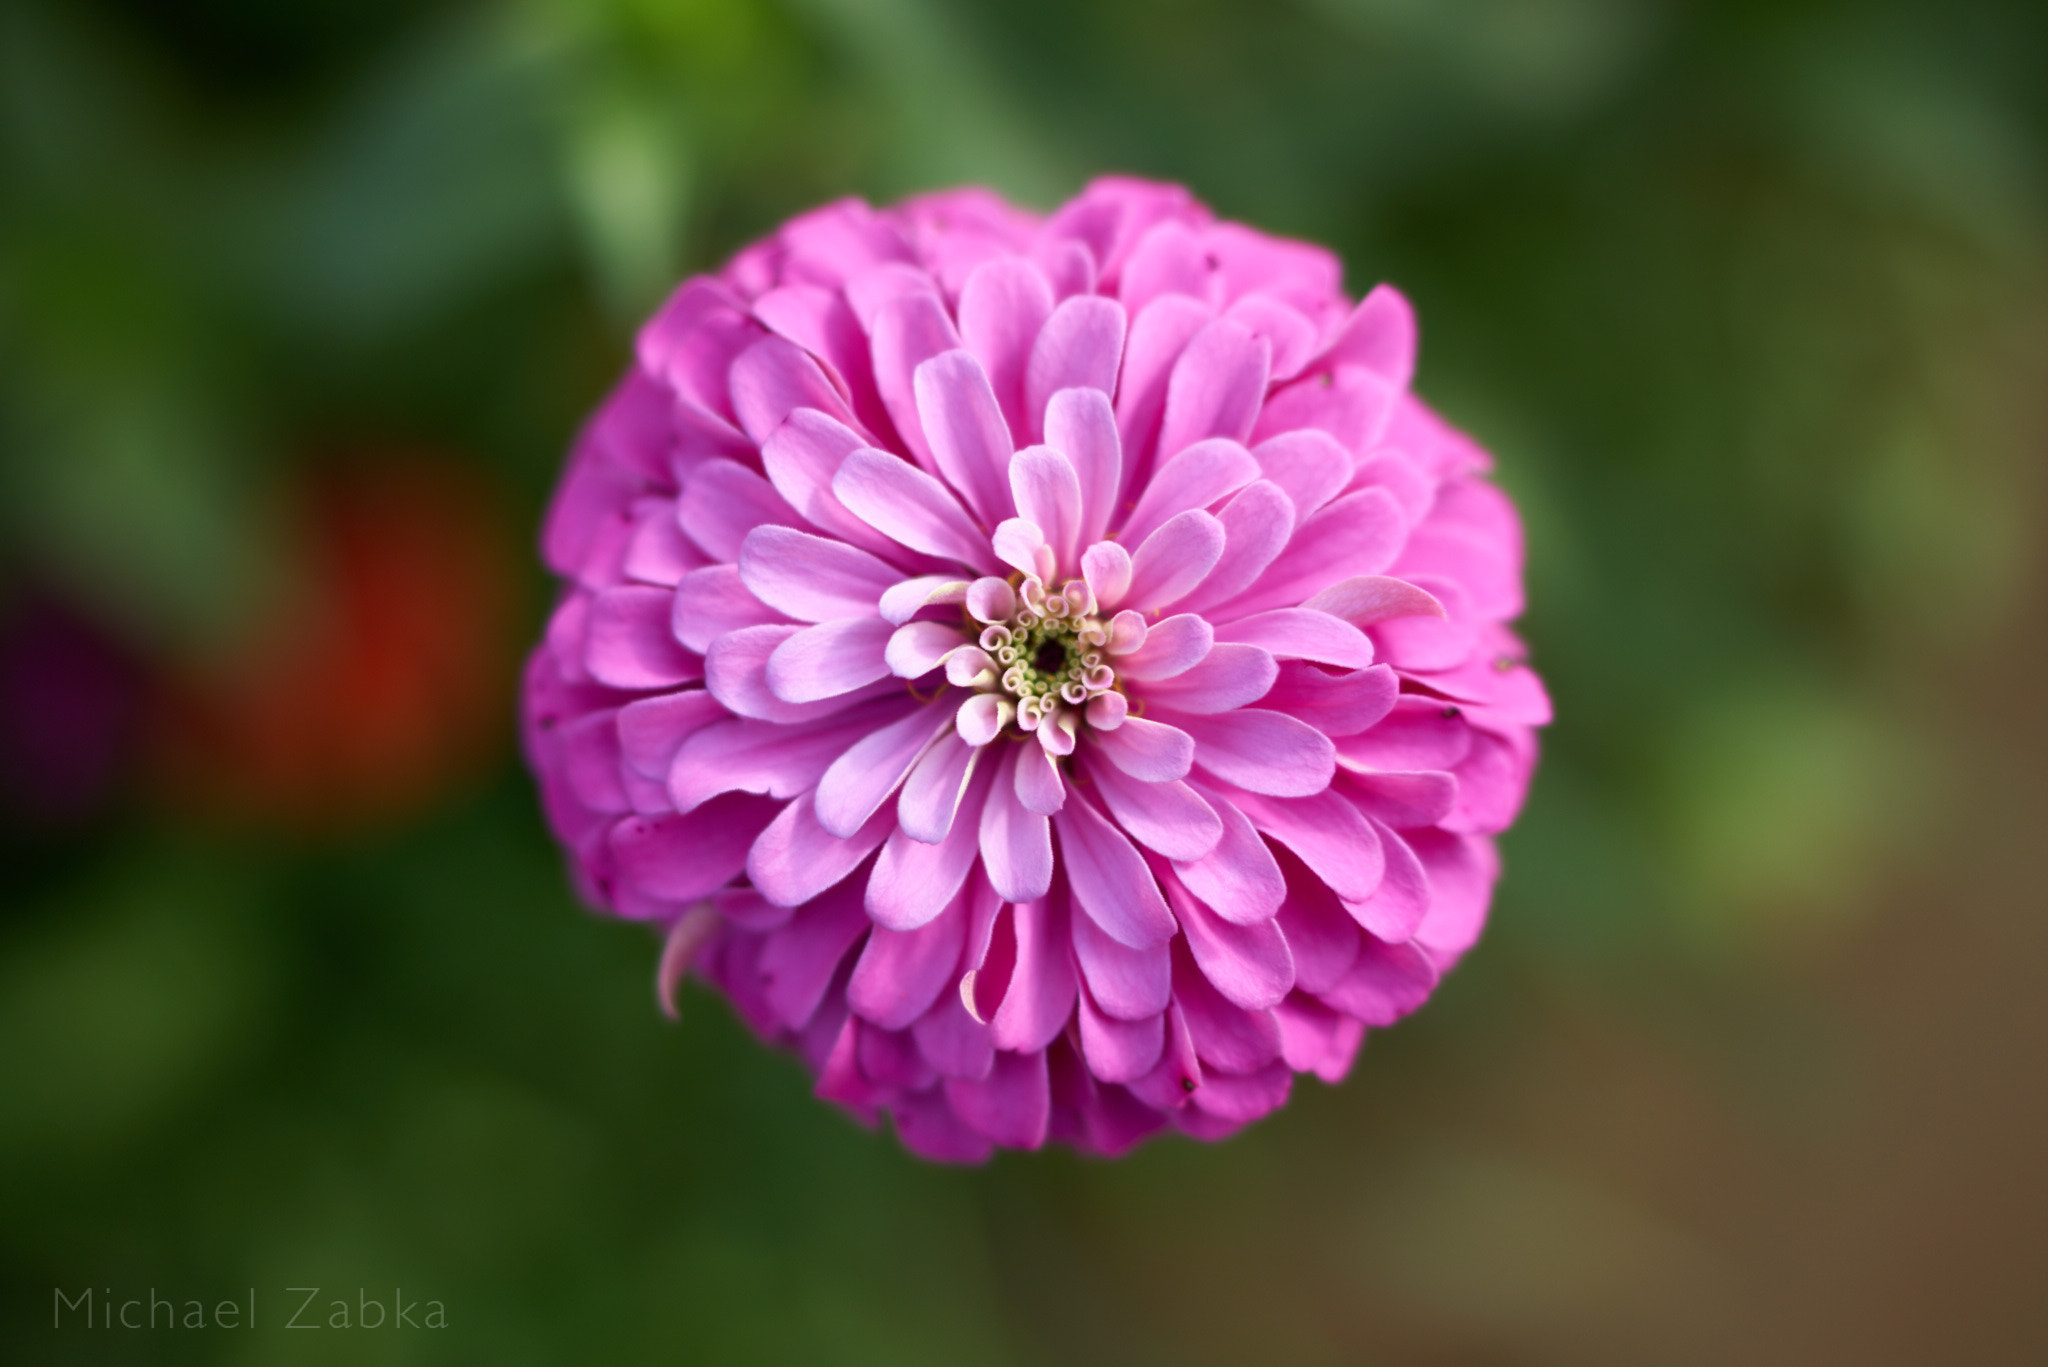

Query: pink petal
622,500,705,586
1157,317,1270,460
1119,218,1214,313
1013,742,1067,816
897,730,983,842
1045,386,1124,549
988,896,1079,1053
1112,613,1213,681
1274,994,1364,1082
912,951,995,1081
1211,488,1407,619
1181,708,1336,796
677,458,798,562
1080,540,1132,610
1252,364,1399,452
991,517,1050,579
1339,769,1458,828
1227,786,1384,903
1350,816,1429,943
1408,828,1497,964
751,284,896,446
608,792,780,904
760,880,872,1028
1320,936,1437,1026
1319,282,1417,389
1027,297,1127,444
738,525,897,621
562,710,627,813
978,748,1053,902
1052,793,1177,949
848,896,967,1030
1274,852,1361,993
913,349,1016,528
746,791,895,907
586,585,701,690
1351,450,1435,525
885,620,968,678
1085,760,1222,861
1136,642,1277,713
1118,437,1260,547
1304,574,1446,627
1261,661,1400,737
1123,508,1225,611
765,616,895,703
812,695,954,837
1089,715,1195,782
1008,446,1084,572
672,565,789,653
1076,984,1165,1083
1072,899,1172,1019
1185,1059,1291,1127
728,335,855,444
1114,294,1212,495
1173,480,1296,616
868,287,962,474
944,1045,1051,1149
1336,697,1473,771
1252,429,1351,525
1214,607,1374,668
833,448,998,573
965,576,1016,623
1224,294,1319,381
759,408,904,560
866,762,994,931
669,698,906,812
954,692,1011,746
1165,874,1294,1010
1171,788,1287,925
1173,942,1283,1073
958,255,1054,441
881,574,972,625
619,689,727,781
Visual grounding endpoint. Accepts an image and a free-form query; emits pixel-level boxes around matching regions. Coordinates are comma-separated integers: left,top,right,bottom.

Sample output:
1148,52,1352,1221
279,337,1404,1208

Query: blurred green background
3,0,2045,1362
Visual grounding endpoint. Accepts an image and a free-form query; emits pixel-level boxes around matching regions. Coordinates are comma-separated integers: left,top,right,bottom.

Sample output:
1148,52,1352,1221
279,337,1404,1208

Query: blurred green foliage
3,0,2045,1362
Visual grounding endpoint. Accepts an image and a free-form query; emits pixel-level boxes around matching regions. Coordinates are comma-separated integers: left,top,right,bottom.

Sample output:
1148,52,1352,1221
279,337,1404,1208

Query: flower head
523,178,1548,1159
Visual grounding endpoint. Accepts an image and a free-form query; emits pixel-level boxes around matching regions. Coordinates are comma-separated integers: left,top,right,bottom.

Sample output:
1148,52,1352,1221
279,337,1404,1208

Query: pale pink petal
1081,541,1133,611
751,284,895,445
1118,437,1260,547
913,349,1016,528
868,287,961,474
1104,609,1147,655
728,335,855,443
812,696,955,837
1052,794,1177,949
885,620,968,678
896,730,984,843
759,408,905,558
991,517,1051,579
867,763,995,930
677,459,798,562
672,565,788,652
1211,488,1407,619
765,617,894,703
1114,294,1212,494
1013,743,1067,816
707,623,898,724
1008,446,1084,572
880,574,970,625
1172,787,1287,925
1252,429,1351,525
833,448,999,573
1136,642,1277,713
746,791,896,907
1304,574,1446,627
1157,317,1270,461
954,692,1011,746
978,747,1053,902
1214,608,1374,668
738,525,896,622
1072,900,1171,1019
586,585,701,690
1027,298,1126,444
1173,480,1296,617
1124,508,1225,612
958,255,1054,440
1085,758,1221,861
1113,613,1213,681
965,576,1017,623
1182,708,1335,796
1045,386,1124,549
1089,715,1195,782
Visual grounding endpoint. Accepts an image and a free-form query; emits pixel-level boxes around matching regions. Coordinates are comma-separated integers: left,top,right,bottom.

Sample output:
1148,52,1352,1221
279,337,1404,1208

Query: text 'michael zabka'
54,1287,448,1329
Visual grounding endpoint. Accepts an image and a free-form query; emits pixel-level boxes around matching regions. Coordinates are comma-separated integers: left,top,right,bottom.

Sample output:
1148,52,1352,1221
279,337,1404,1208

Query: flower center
967,576,1122,744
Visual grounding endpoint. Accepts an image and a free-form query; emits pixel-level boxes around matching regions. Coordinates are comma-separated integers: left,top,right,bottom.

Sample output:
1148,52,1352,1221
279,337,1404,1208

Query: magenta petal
1077,983,1166,1084
765,617,894,703
1408,828,1497,964
760,881,872,1028
619,689,727,782
1228,786,1385,904
1115,294,1212,491
1214,608,1374,668
609,792,780,904
1124,508,1225,612
1158,317,1270,457
1320,937,1438,1026
1225,293,1319,381
1171,789,1286,925
1175,480,1295,617
897,730,983,842
1304,574,1446,628
1350,817,1430,943
759,408,903,559
1320,282,1417,388
1337,697,1474,771
669,698,906,811
1165,873,1293,1010
585,586,701,690
1052,793,1176,949
867,763,993,931
738,525,897,621
1027,297,1126,444
912,977,995,1081
1172,942,1283,1073
1274,993,1364,1081
1137,642,1277,713
1214,488,1406,619
978,748,1053,902
1181,708,1336,796
746,791,895,907
1127,1002,1202,1112
958,255,1054,441
913,349,1016,528
848,896,966,1030
1008,446,1084,572
1251,428,1350,524
677,458,798,562
1262,661,1399,738
869,288,962,474
622,500,704,586
728,335,855,444
813,696,954,837
1090,715,1195,782
891,1086,994,1163
1086,759,1221,861
944,1045,1050,1149
1274,853,1362,994
989,896,1079,1053
1118,437,1260,547
1113,614,1213,681
833,447,998,573
1340,769,1458,828
1072,902,1171,1019
1045,386,1124,550
1186,1060,1291,1127
673,565,789,653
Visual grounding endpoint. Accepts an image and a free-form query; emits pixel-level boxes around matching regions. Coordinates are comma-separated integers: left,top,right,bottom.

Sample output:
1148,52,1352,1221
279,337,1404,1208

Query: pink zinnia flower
524,178,1548,1160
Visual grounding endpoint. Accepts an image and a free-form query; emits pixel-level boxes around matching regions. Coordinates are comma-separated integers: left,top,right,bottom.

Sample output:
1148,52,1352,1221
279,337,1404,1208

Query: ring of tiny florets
974,578,1117,734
